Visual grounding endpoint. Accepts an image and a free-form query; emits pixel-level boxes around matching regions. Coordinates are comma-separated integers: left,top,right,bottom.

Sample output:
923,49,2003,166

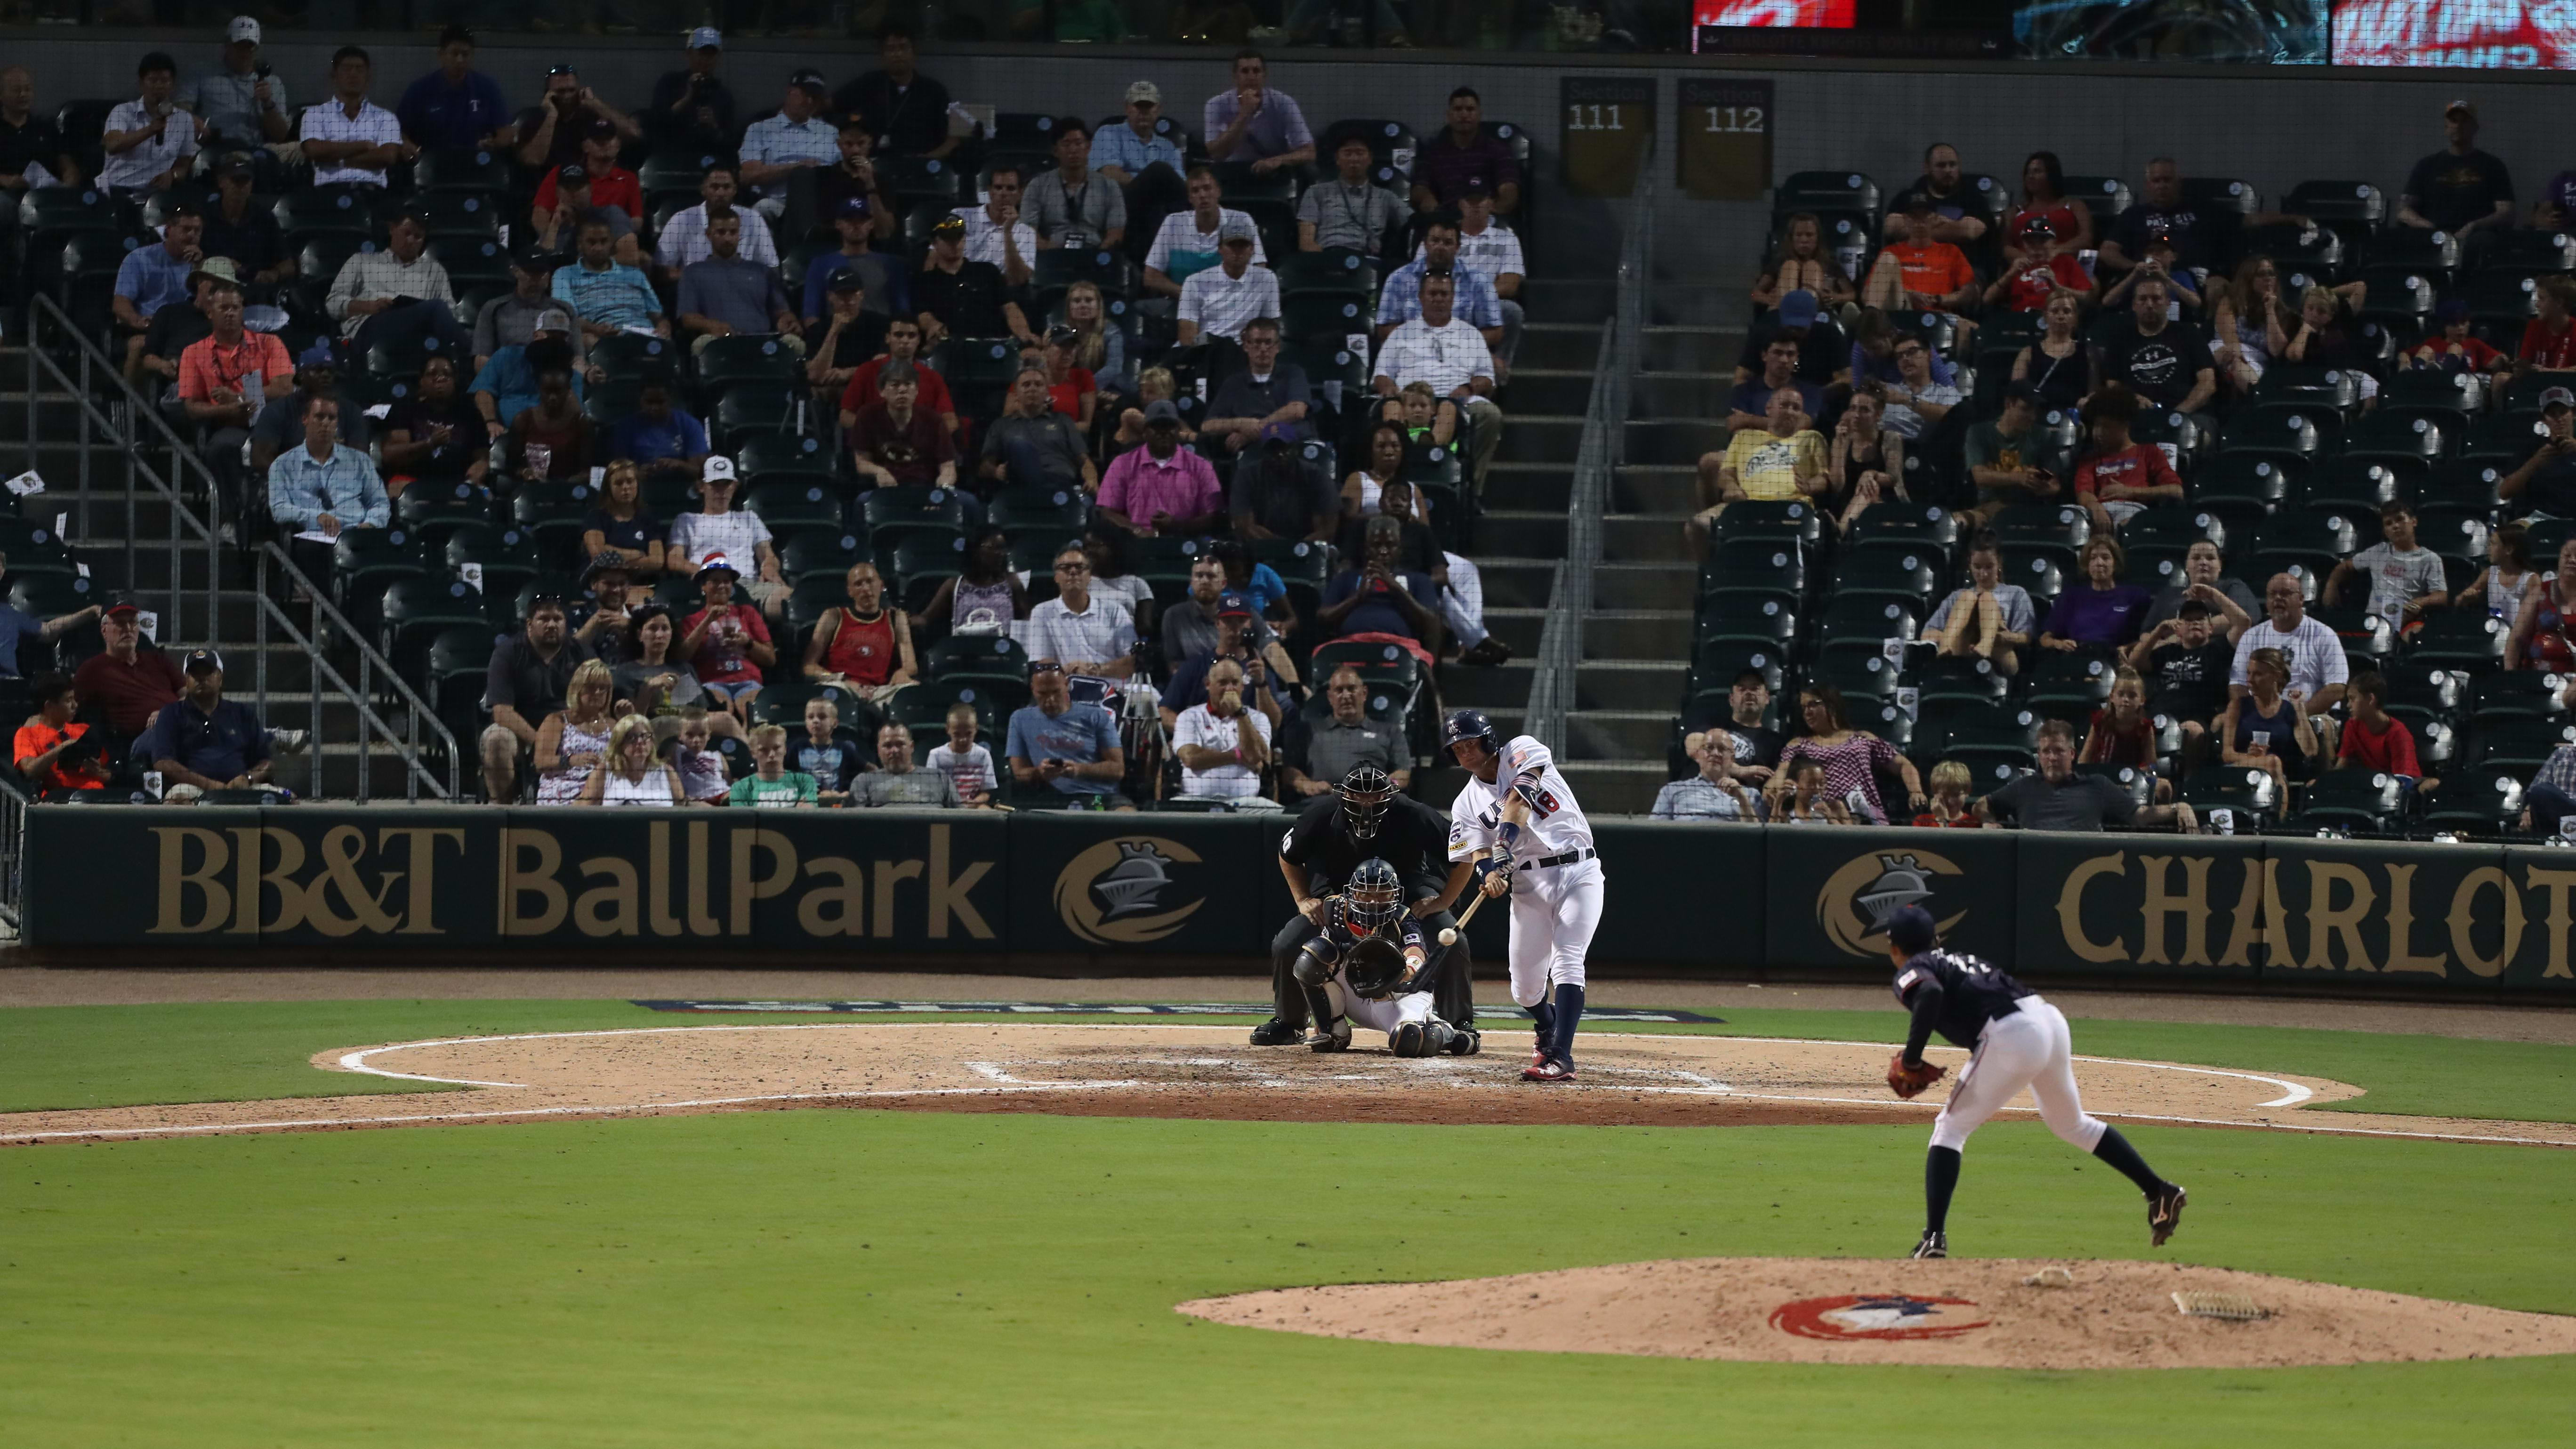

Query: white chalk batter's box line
4,1023,2564,1150
632,1000,1723,1023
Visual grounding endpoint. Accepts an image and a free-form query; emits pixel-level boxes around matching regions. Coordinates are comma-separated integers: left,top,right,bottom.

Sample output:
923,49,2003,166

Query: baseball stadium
4,3,2576,1444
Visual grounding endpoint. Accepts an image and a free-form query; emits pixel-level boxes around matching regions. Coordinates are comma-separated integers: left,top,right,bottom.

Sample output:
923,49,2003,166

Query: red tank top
825,608,897,687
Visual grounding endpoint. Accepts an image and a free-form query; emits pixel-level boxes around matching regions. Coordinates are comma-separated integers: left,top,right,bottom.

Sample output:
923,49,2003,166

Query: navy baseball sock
1550,982,1585,1062
1924,1146,1962,1233
2091,1127,2168,1195
1530,998,1556,1050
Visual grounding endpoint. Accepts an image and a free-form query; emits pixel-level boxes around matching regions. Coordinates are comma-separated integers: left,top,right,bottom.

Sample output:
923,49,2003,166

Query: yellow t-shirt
1724,428,1824,501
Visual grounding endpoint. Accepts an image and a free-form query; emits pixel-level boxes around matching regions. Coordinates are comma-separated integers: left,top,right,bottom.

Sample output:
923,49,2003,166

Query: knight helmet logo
1815,851,1967,958
1053,837,1207,945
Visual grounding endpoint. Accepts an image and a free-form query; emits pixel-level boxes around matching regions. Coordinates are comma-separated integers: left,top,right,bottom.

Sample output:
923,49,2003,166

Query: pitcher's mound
1178,1258,2576,1369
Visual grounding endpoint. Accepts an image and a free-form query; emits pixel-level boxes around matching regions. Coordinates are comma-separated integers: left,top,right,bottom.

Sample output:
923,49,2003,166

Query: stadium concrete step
1642,325,1743,375
1481,605,1547,658
1563,708,1678,762
1593,561,1695,613
1493,414,1585,465
1517,322,1602,371
1554,759,1671,817
1574,657,1689,713
1601,513,1697,564
1612,463,1699,515
1474,557,1560,610
1582,609,1692,662
1439,656,1536,710
1644,283,1754,329
1502,368,1593,416
1481,460,1572,513
1519,277,1616,325
1477,508,1581,559
1634,372,1736,417
1626,418,1730,467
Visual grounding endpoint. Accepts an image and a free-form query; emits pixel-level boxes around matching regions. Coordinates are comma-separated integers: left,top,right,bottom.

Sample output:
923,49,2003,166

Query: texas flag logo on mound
1770,1293,1992,1341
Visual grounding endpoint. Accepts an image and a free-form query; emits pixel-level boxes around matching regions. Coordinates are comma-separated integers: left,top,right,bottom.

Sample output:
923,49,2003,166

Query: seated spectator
1711,668,1783,782
1739,289,1850,391
2006,150,2093,256
2011,288,2088,413
1651,729,1763,821
953,161,1038,288
177,269,294,520
185,18,291,153
473,324,583,434
2279,284,2369,384
676,211,802,354
138,266,217,398
1096,399,1222,537
1025,117,1127,251
853,721,962,807
140,649,277,799
2128,599,2231,771
555,219,668,342
803,561,917,700
805,197,905,329
1772,682,1924,820
1878,333,1960,440
198,153,293,298
1006,659,1132,809
474,246,581,374
2407,296,2512,377
1202,49,1313,177
680,555,773,722
1410,87,1518,216
112,204,201,385
1296,139,1400,260
2503,386,2576,515
15,671,109,797
1340,420,1417,523
610,378,711,485
1825,386,1905,536
2459,520,2537,625
1847,306,1957,393
2099,158,2231,277
100,51,201,198
380,354,486,496
1373,272,1500,485
268,393,388,579
1776,758,1853,824
576,712,682,806
2509,537,2576,669
656,167,779,285
1164,556,1297,700
915,215,1030,347
1980,719,2196,831
923,527,1029,639
1282,666,1408,797
394,24,511,153
2520,277,2576,373
1753,213,1852,313
2232,573,2348,737
1172,657,1272,803
1727,334,1824,431
1929,535,2036,677
1234,438,1336,547
2397,100,2514,252
1092,80,1188,226
1984,214,2091,314
669,710,732,804
1375,220,1504,353
1885,142,1988,245
794,696,867,803
1965,383,2063,522
2215,255,2298,394
2142,539,2260,632
2326,501,2448,630
514,64,639,176
2222,645,2320,795
1688,385,1826,554
2093,275,2214,413
73,602,184,766
2041,538,2152,653
504,369,595,483
2078,665,2161,775
807,269,893,403
2098,225,2202,321
837,316,956,435
250,361,370,487
301,46,413,190
2336,671,2424,786
533,122,644,266
1320,515,1440,664
612,606,741,741
847,362,958,493
581,461,666,578
1441,186,1527,361
531,658,618,804
981,368,1097,495
728,723,821,808
479,593,590,801
574,556,641,666
666,460,787,622
2071,383,2183,532
836,25,960,162
1038,325,1099,435
1022,544,1139,680
1912,759,1980,827
1861,193,1978,325
1177,219,1281,346
927,700,998,805
327,210,472,357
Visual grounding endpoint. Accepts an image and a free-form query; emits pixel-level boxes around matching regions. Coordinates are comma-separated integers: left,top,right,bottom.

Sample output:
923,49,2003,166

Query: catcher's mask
1338,763,1393,840
1347,857,1404,933
1342,936,1408,999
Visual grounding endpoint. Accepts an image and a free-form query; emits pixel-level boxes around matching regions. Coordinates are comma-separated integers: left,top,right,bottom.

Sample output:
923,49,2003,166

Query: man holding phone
1965,382,2063,521
184,17,291,151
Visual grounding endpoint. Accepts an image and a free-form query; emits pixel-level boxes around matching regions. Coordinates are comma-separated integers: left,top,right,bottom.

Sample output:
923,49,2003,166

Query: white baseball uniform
1447,735,1606,1009
1323,976,1441,1039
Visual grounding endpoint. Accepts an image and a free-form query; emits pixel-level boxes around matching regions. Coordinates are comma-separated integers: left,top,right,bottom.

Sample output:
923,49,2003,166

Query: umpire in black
1254,764,1478,1045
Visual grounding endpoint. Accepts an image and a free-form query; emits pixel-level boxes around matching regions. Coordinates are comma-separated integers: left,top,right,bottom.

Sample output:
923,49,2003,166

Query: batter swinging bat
1437,887,1490,947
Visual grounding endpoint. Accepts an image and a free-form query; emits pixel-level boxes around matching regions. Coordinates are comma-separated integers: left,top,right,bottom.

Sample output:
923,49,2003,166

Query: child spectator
1911,759,1981,828
2129,598,2233,772
796,696,867,805
1752,212,1852,313
669,707,732,804
2458,521,2536,625
2406,297,2511,376
1985,214,2090,314
14,672,109,797
926,701,997,805
2079,666,2164,784
2520,276,2576,373
2326,502,2448,632
2336,673,2423,787
2213,255,2297,394
678,554,774,722
2071,384,2183,532
727,723,819,808
1861,193,1977,326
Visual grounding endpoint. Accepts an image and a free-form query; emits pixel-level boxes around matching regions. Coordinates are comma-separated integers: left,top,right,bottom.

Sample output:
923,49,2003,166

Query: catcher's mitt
1887,1054,1947,1099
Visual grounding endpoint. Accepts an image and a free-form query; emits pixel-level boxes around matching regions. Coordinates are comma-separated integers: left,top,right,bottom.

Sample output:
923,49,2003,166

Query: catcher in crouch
1295,858,1477,1057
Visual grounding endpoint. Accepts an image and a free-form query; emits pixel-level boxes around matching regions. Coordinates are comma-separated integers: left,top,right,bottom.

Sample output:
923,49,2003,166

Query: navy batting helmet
1441,708,1499,759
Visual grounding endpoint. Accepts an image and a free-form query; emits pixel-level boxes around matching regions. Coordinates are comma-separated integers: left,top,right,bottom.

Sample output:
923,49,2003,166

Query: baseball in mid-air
1437,926,1458,946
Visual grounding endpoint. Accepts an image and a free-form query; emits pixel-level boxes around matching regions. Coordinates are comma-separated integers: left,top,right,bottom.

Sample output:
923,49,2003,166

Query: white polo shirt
299,98,403,187
1174,701,1271,798
99,99,200,192
1376,316,1491,396
1178,263,1281,342
2229,613,2349,698
1019,592,1135,671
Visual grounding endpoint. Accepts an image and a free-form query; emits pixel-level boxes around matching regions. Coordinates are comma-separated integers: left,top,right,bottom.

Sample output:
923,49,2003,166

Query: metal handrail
0,770,27,933
20,295,456,800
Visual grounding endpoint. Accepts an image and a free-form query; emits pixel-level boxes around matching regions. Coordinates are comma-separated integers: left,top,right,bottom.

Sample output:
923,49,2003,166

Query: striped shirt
1019,594,1135,671
1650,775,1761,820
552,259,663,332
1146,208,1266,279
99,99,199,192
738,113,840,185
1374,317,1490,394
2228,614,2349,698
1418,221,1526,281
950,206,1038,271
1089,121,1184,177
1177,264,1281,342
325,249,455,337
654,201,778,271
298,97,404,187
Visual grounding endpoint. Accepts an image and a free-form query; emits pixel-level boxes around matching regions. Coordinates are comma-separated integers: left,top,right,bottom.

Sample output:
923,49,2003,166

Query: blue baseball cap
1217,590,1253,619
1777,289,1819,330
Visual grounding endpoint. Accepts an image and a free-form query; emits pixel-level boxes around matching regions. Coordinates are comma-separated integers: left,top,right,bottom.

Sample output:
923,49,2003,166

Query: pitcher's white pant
1323,980,1438,1038
1505,856,1604,1007
1929,997,2108,1155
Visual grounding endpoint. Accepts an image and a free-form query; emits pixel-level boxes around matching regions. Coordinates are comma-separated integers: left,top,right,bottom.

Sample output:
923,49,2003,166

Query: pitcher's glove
1887,1054,1947,1099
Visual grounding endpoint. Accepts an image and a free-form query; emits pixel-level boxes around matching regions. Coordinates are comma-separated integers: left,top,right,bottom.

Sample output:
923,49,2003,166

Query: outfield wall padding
35,806,2574,992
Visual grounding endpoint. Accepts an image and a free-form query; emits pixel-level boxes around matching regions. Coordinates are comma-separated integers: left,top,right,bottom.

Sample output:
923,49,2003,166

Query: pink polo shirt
1098,445,1222,525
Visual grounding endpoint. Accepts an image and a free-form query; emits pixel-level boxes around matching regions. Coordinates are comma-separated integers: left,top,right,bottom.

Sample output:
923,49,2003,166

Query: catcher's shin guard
1390,1019,1454,1058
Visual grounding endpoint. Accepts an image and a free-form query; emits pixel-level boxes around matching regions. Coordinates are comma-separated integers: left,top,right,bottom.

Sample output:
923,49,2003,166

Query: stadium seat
590,332,677,381
2246,514,2356,584
2468,718,2576,772
1697,596,1798,652
1809,596,1916,666
2468,670,2567,724
1831,549,1940,616
2023,649,2117,723
779,530,866,584
747,481,844,532
2181,764,2280,821
1700,539,1806,610
2422,763,2526,836
692,337,803,406
889,534,970,612
926,632,1031,687
379,575,494,661
2405,609,2509,673
861,487,970,551
987,484,1090,538
2296,457,2409,531
2220,403,2330,463
445,528,541,604
2282,768,2407,836
511,484,596,572
1710,499,1826,555
1924,700,2038,776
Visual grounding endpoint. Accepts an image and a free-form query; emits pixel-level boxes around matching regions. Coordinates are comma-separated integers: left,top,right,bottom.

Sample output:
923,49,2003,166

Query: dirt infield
1178,1257,2576,1369
6,1021,2576,1148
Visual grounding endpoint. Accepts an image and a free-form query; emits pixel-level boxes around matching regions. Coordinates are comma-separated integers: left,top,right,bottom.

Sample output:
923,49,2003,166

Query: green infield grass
4,1108,2571,1448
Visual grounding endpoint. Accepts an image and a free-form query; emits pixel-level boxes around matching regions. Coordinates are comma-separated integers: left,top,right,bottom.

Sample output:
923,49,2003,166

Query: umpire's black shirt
1280,792,1453,901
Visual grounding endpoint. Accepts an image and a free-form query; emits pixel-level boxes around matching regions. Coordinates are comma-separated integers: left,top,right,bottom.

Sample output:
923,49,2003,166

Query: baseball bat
1437,886,1490,947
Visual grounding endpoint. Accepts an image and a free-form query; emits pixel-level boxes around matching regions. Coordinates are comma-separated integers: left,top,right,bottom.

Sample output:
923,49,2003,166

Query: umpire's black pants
1268,908,1475,1030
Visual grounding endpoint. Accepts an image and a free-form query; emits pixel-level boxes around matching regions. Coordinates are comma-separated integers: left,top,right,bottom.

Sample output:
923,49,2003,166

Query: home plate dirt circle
6,1023,2576,1146
1177,1258,2576,1369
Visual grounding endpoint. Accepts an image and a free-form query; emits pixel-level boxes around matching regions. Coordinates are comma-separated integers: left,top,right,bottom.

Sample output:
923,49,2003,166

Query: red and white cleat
1521,1059,1576,1083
